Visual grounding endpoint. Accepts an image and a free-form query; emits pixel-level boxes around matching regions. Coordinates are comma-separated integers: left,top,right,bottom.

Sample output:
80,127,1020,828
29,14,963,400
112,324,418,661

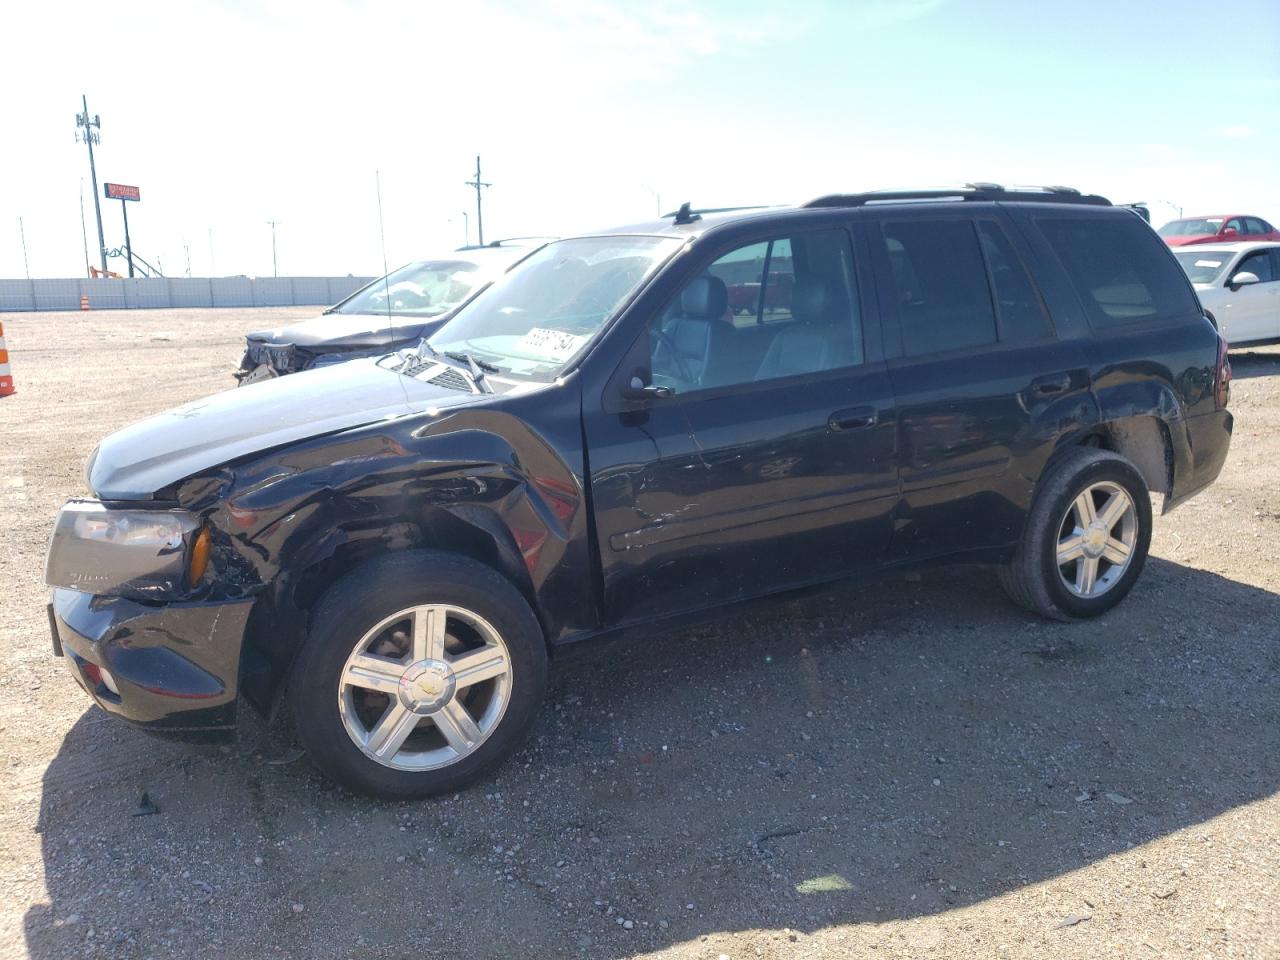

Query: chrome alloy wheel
337,604,513,771
1055,480,1137,598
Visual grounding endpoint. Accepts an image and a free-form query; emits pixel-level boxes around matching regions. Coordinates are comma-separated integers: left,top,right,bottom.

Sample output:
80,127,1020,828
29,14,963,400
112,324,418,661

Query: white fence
0,276,375,312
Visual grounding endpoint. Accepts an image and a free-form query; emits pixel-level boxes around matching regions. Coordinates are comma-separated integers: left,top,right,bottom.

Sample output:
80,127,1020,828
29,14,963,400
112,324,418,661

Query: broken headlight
45,500,203,600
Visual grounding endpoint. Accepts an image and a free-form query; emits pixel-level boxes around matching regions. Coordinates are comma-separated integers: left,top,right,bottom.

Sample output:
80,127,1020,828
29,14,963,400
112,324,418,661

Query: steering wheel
650,326,695,385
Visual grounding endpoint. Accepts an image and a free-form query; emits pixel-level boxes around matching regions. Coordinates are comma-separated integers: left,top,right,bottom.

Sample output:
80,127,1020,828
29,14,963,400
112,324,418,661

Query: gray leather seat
755,277,857,380
655,276,726,387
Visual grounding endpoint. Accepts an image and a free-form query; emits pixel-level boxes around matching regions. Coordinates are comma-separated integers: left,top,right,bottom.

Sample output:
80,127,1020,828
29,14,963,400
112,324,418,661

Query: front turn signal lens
188,526,212,585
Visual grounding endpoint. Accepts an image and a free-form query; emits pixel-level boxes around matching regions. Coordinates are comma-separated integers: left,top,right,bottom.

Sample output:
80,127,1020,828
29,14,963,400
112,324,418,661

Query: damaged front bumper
50,588,255,742
235,342,302,382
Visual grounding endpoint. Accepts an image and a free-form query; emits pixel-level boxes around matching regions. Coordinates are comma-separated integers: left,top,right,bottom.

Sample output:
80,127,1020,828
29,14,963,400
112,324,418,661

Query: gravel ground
1,308,1277,960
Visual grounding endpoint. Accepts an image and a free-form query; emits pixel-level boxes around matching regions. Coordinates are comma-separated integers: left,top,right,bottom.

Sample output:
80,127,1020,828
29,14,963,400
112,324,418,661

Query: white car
1174,241,1280,346
234,239,553,383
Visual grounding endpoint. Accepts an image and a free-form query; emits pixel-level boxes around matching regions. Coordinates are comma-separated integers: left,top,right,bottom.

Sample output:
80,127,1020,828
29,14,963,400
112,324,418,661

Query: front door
584,226,899,626
1219,248,1280,343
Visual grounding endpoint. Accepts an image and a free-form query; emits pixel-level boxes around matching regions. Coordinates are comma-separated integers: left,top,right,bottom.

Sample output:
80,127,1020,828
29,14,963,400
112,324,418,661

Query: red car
1158,214,1280,247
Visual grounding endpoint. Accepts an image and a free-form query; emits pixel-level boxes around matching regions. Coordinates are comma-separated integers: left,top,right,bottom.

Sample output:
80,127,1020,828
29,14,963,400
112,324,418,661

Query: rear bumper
51,588,255,742
1167,409,1233,512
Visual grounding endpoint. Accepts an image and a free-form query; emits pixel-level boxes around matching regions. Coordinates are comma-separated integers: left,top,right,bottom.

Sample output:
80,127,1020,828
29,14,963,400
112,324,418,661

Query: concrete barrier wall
0,276,374,312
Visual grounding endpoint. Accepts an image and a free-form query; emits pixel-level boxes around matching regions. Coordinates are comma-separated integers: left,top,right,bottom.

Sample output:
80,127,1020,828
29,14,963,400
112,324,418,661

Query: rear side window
976,221,1052,343
1038,216,1201,328
881,220,997,356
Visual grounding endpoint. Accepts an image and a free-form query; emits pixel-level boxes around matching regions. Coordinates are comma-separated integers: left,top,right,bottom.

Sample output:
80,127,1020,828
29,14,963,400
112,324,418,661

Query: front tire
289,551,547,799
999,447,1153,620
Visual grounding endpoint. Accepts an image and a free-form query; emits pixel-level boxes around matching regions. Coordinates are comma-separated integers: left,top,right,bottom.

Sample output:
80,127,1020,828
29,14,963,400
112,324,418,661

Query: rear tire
289,551,547,799
999,447,1152,620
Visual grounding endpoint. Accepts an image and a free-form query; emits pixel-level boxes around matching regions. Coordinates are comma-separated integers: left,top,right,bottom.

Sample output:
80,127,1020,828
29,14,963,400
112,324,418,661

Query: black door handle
1030,374,1072,397
828,406,878,431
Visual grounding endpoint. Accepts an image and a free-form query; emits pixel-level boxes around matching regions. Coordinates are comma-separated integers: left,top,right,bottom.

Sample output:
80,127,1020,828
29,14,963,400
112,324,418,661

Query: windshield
427,236,683,379
1158,218,1224,237
1174,251,1234,284
334,259,493,317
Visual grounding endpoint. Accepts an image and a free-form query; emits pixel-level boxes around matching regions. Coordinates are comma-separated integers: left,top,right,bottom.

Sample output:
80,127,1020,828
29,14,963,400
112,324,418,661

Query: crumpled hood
90,358,483,500
246,312,444,351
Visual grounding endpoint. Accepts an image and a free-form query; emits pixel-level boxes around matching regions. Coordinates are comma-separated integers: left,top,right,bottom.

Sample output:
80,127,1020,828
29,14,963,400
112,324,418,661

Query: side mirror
1229,271,1260,288
622,373,673,401
1221,227,1239,239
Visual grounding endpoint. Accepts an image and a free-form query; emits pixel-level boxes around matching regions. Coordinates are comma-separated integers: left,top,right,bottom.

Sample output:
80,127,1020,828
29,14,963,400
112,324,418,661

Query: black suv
45,185,1233,799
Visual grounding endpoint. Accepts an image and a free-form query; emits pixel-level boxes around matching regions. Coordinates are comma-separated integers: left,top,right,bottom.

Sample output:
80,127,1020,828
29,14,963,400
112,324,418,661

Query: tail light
1214,334,1231,411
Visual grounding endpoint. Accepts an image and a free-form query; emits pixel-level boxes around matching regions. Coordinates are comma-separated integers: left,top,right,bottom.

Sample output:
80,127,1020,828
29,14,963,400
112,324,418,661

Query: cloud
543,0,812,64
1139,143,1179,161
852,0,946,26
1220,124,1256,138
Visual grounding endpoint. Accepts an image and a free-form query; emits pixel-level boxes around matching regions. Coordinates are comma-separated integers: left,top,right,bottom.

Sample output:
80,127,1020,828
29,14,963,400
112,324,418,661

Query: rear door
583,224,899,626
868,209,1092,561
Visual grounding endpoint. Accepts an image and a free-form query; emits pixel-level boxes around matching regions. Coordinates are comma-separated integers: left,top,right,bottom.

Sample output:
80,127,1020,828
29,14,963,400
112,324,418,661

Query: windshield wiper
444,350,497,393
444,351,500,374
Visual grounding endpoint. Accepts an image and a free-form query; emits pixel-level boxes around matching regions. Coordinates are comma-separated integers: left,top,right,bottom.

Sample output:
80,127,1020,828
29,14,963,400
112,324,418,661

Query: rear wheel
289,551,547,798
999,447,1153,620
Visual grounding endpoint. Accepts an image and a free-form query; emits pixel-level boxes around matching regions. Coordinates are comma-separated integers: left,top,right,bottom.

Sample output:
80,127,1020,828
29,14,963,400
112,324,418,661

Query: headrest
791,277,831,324
680,275,728,320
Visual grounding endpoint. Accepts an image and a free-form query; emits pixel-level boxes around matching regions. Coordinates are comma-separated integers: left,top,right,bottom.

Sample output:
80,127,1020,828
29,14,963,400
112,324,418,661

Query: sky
1,0,1277,279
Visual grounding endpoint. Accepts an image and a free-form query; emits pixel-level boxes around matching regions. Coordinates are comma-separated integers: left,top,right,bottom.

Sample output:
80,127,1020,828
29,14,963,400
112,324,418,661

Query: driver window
649,229,862,394
1235,251,1275,283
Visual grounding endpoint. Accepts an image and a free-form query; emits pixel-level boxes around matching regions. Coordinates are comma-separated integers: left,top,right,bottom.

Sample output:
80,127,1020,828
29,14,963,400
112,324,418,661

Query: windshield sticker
514,327,588,361
1195,260,1225,268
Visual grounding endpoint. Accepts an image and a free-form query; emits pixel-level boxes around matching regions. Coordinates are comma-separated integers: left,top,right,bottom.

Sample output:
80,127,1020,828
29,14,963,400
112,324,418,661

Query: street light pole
266,220,281,277
18,217,30,280
462,211,469,247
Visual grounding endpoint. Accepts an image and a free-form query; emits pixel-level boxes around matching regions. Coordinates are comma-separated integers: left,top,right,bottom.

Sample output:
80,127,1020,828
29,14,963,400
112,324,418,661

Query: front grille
247,342,296,370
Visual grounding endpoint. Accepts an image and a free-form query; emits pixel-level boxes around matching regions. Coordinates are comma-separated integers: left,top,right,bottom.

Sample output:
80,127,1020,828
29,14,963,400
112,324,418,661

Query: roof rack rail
801,183,1110,209
663,203,772,222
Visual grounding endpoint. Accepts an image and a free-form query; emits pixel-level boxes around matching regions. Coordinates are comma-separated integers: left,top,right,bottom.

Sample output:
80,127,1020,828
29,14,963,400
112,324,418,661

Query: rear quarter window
1037,216,1201,329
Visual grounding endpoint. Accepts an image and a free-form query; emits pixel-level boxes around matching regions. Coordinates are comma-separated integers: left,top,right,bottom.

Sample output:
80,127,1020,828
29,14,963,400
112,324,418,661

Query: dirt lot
1,307,1277,960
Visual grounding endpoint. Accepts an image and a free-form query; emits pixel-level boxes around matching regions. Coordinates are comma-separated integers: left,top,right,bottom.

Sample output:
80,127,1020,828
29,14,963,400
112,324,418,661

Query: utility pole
79,179,91,277
18,217,30,280
464,156,491,246
266,220,281,276
75,95,107,275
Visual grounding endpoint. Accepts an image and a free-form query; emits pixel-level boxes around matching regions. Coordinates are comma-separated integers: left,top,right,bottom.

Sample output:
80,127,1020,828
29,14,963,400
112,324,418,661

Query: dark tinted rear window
881,220,997,356
1038,216,1200,328
976,221,1052,343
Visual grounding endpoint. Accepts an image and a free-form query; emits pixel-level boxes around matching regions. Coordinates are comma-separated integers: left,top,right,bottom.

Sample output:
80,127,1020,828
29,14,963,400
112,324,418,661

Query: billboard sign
104,183,140,202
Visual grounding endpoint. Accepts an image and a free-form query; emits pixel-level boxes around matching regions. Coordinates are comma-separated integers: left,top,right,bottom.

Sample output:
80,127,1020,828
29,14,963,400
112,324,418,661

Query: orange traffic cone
0,321,14,397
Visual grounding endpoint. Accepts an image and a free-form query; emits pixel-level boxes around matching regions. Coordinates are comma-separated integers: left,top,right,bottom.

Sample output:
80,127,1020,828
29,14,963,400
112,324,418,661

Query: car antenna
672,202,701,225
375,170,411,393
